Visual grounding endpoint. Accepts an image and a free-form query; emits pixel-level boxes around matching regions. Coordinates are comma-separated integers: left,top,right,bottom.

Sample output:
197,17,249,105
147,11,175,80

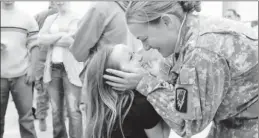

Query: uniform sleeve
27,14,39,52
136,57,176,97
69,6,106,62
136,48,231,137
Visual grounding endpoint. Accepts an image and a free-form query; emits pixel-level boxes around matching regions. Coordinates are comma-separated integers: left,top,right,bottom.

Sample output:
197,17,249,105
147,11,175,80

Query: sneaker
39,119,47,132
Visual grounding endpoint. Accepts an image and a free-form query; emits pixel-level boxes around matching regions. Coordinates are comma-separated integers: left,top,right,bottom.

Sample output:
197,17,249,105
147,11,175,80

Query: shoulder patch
175,87,188,113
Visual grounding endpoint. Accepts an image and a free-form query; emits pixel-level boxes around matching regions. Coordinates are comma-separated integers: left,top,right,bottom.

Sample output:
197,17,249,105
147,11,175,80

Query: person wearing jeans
34,1,58,131
46,64,82,138
38,2,83,138
1,1,39,138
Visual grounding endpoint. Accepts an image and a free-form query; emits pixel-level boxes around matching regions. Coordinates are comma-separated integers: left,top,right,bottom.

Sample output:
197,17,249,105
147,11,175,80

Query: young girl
83,44,168,138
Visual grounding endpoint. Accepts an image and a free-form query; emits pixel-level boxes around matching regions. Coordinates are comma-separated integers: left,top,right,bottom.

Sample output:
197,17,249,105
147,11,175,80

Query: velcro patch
175,87,188,113
179,67,196,85
160,61,172,75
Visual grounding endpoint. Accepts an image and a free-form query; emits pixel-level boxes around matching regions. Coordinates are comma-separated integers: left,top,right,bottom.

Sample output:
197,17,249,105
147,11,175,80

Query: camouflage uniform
136,15,258,138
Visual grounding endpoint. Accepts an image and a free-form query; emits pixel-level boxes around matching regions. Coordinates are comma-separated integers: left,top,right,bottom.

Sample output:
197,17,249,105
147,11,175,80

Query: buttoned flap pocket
174,66,202,120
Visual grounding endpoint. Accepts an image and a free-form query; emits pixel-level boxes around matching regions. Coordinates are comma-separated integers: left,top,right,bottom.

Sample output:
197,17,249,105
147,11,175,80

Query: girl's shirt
112,92,161,138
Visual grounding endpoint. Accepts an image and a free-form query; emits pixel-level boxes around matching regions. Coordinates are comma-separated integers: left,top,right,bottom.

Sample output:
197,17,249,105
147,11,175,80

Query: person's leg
63,98,68,121
0,78,10,138
31,83,37,120
35,47,49,122
63,72,82,138
35,79,49,131
47,67,68,138
10,75,37,138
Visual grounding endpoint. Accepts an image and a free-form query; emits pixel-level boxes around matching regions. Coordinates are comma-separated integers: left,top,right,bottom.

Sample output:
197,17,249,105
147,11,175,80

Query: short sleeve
27,14,39,51
70,6,105,62
133,93,161,129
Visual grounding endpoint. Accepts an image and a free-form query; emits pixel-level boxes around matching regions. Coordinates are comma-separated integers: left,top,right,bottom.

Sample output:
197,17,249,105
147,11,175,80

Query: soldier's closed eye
137,36,148,42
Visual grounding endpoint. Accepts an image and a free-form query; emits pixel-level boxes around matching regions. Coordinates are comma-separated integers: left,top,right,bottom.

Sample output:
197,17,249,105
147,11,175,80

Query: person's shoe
39,119,47,132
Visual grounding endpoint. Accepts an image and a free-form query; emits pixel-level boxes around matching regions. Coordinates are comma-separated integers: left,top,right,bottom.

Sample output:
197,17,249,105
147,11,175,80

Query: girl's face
109,44,143,72
128,14,181,58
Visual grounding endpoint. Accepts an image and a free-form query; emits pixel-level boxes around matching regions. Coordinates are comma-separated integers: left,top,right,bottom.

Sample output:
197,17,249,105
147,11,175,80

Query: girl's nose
143,43,151,51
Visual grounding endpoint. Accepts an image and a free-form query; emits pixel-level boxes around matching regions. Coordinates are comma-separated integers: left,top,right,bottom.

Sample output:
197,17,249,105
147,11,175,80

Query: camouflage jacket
136,15,258,138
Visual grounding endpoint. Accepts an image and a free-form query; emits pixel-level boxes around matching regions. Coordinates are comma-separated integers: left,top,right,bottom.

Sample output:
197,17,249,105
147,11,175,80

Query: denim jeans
0,75,37,138
35,78,50,120
47,64,82,138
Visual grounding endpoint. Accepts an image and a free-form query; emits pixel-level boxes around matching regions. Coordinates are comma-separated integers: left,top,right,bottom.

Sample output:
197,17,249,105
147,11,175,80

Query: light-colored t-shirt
1,8,39,78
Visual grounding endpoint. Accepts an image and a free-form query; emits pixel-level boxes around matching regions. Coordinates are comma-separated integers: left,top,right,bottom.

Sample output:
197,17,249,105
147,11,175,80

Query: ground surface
4,96,211,138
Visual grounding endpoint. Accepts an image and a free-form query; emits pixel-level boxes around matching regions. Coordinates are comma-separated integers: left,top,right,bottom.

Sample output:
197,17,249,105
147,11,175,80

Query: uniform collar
163,14,201,74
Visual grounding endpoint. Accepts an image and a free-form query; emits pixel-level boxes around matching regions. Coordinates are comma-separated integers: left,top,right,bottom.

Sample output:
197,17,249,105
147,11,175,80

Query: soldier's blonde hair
124,1,201,24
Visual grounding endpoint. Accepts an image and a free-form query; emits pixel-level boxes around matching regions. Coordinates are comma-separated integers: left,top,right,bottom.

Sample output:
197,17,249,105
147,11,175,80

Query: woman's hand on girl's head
103,67,147,91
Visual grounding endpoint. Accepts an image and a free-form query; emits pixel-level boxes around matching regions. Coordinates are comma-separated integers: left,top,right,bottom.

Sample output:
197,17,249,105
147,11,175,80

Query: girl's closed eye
129,52,135,61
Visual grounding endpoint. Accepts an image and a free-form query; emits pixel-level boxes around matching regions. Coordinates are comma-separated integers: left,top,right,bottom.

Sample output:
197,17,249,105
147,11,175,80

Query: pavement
4,97,57,138
3,96,211,138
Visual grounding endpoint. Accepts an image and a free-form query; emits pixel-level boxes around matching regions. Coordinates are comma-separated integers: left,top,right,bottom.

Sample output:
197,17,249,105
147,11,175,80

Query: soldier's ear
160,14,181,30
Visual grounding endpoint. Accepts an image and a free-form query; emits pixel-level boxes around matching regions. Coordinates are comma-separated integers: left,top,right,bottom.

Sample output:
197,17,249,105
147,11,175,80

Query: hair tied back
179,1,201,13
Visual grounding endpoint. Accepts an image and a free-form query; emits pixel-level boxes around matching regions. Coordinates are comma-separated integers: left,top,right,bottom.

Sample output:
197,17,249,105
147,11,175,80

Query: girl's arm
144,120,170,138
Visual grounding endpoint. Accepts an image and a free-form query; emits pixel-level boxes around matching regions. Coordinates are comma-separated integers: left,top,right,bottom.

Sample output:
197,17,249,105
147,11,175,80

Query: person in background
251,20,258,28
70,1,130,118
104,1,258,138
38,1,83,138
1,1,39,138
251,20,258,37
224,9,241,21
34,1,58,132
70,1,129,63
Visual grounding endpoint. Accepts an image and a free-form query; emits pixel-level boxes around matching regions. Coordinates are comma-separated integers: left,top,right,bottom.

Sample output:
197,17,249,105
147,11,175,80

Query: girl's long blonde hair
84,46,134,138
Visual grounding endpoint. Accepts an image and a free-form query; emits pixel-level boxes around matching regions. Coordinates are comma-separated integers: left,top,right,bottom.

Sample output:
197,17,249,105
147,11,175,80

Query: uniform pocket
174,66,202,120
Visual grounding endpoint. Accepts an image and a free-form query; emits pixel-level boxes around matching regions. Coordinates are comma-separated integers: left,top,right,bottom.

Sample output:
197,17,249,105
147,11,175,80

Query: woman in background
38,2,83,138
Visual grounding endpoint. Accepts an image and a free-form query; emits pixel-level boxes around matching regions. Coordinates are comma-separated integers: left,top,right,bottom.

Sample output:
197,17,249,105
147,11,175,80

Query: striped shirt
1,8,39,78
